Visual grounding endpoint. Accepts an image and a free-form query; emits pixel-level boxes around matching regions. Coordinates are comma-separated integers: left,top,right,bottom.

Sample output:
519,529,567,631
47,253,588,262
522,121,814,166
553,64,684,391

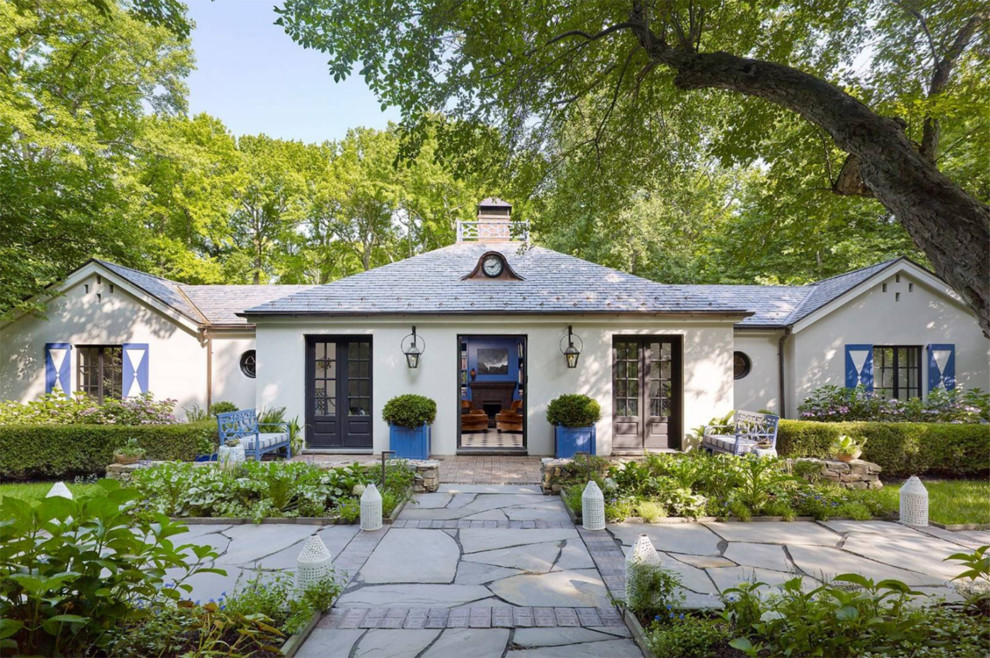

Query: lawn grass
0,481,102,504
878,479,990,526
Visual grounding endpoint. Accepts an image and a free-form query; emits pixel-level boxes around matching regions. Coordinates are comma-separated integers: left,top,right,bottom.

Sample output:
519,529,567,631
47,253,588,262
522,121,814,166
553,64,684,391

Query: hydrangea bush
798,385,989,424
0,390,178,425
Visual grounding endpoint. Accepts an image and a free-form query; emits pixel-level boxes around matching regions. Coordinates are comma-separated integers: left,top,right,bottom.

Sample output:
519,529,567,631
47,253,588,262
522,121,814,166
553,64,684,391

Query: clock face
482,255,504,277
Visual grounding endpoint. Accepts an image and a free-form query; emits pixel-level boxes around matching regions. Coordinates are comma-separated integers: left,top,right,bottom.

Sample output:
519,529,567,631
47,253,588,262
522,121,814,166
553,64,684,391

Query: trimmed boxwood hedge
777,419,990,479
0,421,215,479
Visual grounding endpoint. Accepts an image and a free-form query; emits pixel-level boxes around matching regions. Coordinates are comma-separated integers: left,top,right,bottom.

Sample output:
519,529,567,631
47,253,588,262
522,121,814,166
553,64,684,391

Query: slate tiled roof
242,243,754,318
96,260,205,322
95,252,907,329
182,285,314,325
783,259,899,325
94,260,316,326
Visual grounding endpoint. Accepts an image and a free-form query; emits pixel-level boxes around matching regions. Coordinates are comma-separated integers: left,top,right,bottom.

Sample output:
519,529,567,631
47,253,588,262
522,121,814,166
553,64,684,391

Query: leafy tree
275,0,990,333
126,114,242,283
0,0,191,312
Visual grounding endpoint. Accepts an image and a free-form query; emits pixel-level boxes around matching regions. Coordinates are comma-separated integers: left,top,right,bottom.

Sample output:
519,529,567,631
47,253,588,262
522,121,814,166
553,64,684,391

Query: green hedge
0,421,215,479
777,420,990,478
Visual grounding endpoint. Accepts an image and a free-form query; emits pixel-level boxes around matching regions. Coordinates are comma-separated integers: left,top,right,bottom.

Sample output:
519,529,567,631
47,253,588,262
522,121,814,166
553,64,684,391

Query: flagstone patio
173,486,988,657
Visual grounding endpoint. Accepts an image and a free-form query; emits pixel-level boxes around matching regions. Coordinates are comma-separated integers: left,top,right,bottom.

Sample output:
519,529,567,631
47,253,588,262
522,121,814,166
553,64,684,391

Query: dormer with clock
463,251,525,281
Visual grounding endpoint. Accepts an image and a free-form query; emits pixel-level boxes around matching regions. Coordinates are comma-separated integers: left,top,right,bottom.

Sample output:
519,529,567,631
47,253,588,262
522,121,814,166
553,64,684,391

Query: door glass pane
313,341,336,417
103,347,123,400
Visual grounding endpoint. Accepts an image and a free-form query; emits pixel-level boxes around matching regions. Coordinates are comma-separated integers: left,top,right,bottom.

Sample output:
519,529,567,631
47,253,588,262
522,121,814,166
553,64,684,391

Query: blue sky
186,0,399,143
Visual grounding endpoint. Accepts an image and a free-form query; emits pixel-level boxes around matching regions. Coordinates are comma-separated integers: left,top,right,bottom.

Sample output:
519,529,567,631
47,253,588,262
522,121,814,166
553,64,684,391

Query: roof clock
462,251,525,281
482,255,504,277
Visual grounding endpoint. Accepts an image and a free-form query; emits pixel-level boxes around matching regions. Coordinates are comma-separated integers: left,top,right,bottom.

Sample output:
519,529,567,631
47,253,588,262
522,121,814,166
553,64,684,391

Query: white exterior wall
0,272,209,415
210,334,257,410
254,316,737,455
786,270,990,417
732,331,783,414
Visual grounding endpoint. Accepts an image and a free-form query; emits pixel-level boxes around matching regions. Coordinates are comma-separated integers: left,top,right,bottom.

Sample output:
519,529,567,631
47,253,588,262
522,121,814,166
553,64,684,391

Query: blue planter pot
389,423,431,460
554,424,596,459
194,453,218,462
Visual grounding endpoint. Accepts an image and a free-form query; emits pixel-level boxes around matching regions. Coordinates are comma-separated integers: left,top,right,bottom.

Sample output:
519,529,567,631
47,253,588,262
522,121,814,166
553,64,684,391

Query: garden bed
556,452,899,525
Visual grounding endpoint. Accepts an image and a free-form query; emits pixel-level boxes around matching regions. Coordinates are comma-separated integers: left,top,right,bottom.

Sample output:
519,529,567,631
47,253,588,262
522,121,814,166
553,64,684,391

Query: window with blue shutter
927,344,956,392
122,343,149,396
44,343,72,395
844,344,874,392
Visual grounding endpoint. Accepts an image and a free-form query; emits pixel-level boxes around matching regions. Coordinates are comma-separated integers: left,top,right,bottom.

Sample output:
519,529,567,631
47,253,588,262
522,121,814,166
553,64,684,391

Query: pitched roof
783,259,900,325
243,242,753,317
96,260,205,322
94,254,912,329
94,260,316,326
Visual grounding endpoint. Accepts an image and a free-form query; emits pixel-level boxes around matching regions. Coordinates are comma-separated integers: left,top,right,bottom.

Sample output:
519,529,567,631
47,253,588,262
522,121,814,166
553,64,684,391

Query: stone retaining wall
789,457,883,490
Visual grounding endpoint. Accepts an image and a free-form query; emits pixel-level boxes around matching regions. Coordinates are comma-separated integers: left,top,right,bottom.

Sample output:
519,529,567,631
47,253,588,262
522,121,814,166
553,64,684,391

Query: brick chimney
457,198,527,243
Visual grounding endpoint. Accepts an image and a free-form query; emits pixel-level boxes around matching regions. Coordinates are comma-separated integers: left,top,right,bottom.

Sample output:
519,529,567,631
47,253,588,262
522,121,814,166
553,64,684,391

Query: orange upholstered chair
496,399,523,433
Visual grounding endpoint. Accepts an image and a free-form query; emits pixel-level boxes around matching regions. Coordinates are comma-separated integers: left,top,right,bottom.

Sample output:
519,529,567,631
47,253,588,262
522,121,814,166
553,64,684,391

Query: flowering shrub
0,390,178,425
798,385,989,424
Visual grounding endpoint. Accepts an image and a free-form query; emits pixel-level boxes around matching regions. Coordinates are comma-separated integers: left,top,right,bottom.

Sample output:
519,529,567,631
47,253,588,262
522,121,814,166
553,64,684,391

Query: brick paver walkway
434,455,543,484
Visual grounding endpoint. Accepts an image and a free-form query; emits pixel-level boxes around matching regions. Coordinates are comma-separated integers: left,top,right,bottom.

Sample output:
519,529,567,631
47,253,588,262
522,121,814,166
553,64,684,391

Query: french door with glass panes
305,337,373,449
612,337,681,452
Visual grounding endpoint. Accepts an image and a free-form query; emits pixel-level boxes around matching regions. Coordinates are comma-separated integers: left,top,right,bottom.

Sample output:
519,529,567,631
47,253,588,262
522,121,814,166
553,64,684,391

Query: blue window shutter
844,344,874,392
927,344,956,392
44,343,72,396
122,343,149,396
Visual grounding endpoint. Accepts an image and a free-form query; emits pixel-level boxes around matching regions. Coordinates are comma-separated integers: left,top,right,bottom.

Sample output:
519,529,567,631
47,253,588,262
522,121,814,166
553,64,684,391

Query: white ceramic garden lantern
296,534,333,590
582,480,606,531
899,476,929,527
46,481,73,499
360,483,383,531
625,534,662,603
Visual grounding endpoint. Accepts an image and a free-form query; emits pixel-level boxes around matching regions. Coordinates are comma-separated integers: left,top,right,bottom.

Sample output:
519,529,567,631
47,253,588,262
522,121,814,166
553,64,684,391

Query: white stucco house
2,199,987,456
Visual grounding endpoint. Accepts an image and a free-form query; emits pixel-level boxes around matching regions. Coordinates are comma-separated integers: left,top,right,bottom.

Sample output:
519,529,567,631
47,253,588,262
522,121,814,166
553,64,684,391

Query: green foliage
800,385,990,423
224,572,341,636
209,401,239,415
130,460,413,522
626,562,683,619
0,480,221,656
116,437,147,458
276,0,987,300
0,420,213,479
946,545,990,615
546,394,602,428
777,419,990,478
106,600,284,657
256,405,304,454
646,615,732,658
832,433,866,458
382,394,437,428
723,574,989,657
0,391,179,425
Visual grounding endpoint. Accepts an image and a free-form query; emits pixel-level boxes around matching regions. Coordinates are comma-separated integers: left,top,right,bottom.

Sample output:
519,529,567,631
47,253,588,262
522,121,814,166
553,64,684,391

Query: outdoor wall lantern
560,325,583,368
402,326,424,369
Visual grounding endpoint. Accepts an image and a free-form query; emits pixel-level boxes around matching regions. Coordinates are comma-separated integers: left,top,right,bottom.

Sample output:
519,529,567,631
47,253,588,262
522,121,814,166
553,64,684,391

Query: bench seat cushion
240,432,289,450
703,435,761,454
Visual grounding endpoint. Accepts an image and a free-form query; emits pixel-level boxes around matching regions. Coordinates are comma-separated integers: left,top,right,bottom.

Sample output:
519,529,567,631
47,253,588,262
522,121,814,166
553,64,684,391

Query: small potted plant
547,394,602,458
383,394,437,460
113,437,146,465
831,434,866,463
218,437,245,469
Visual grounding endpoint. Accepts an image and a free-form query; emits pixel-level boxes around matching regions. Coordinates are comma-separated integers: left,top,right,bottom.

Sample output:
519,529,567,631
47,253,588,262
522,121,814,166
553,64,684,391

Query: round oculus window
733,351,752,380
239,350,257,378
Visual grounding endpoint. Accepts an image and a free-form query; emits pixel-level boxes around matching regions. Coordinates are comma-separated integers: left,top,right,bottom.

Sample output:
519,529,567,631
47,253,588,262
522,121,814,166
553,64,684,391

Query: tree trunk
638,46,990,335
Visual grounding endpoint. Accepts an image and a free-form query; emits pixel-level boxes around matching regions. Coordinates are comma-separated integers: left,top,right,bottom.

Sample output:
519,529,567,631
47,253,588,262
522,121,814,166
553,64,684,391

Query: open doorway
457,335,527,453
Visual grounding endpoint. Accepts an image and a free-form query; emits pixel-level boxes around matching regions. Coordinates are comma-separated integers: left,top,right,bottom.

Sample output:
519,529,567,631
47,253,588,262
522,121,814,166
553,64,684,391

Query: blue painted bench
702,410,780,456
216,409,291,461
